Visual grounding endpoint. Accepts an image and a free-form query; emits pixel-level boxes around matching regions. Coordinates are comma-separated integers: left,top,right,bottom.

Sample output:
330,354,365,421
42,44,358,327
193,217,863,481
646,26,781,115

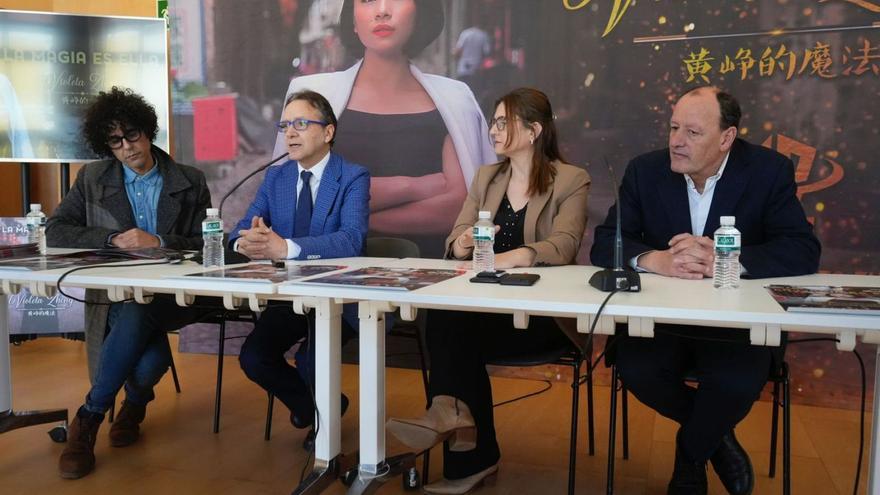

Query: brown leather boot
109,401,146,447
59,407,104,479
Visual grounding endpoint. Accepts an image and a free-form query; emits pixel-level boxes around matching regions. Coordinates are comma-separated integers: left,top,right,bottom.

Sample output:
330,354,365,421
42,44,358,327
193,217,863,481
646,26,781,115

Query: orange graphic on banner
843,39,880,76
761,134,845,200
820,0,880,12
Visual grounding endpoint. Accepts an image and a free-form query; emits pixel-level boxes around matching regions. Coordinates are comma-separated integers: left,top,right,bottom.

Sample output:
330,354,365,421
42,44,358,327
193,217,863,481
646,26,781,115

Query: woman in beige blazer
388,88,591,493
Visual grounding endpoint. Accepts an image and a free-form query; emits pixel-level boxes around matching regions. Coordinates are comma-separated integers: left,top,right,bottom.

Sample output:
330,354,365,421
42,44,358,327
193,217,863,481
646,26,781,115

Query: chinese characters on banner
682,38,879,83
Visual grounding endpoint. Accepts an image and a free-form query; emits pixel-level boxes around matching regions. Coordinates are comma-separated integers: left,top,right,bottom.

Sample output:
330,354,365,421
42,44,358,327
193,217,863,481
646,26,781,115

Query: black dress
425,195,572,479
334,109,448,258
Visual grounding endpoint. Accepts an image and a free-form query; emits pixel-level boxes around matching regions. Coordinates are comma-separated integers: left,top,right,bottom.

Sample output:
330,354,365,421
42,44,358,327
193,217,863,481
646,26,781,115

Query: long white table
0,256,383,444
274,259,880,494
2,256,879,494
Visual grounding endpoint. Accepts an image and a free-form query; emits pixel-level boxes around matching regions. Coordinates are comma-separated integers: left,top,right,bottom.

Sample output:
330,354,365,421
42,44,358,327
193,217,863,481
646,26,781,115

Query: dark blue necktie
294,170,313,238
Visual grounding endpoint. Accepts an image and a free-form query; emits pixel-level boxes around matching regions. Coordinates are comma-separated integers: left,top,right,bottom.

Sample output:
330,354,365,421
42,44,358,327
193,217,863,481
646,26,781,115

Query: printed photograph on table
182,263,346,284
296,266,466,291
766,284,880,315
0,248,175,271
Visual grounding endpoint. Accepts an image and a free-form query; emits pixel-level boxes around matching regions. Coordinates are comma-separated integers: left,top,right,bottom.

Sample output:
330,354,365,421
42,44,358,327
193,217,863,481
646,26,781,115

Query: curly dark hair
82,86,158,157
339,0,444,59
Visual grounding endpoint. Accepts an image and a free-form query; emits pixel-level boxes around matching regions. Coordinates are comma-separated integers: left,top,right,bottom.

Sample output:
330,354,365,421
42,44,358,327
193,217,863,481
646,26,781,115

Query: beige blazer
444,161,591,266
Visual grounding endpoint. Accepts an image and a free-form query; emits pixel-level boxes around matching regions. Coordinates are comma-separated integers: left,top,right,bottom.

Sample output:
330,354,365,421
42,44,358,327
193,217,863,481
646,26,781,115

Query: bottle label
473,225,494,242
27,216,45,226
203,220,223,234
714,234,741,253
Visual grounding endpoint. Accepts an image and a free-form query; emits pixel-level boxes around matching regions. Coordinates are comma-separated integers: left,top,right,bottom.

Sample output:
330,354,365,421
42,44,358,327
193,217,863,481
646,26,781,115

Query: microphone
218,152,289,219
589,158,641,292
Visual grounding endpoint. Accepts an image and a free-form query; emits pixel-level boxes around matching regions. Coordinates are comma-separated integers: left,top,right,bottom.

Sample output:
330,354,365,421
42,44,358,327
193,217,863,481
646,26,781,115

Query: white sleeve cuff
285,239,301,259
630,251,652,273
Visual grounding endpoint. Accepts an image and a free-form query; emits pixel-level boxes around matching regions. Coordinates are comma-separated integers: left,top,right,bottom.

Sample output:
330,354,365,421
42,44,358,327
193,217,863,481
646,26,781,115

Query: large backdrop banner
170,0,879,408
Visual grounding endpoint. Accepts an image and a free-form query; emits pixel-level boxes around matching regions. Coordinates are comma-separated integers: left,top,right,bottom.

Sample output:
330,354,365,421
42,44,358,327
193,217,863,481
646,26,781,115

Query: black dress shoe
668,430,708,495
297,394,350,451
710,431,754,495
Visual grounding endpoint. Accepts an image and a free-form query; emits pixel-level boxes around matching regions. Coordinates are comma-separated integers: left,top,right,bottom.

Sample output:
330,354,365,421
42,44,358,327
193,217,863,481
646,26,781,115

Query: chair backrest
365,237,420,259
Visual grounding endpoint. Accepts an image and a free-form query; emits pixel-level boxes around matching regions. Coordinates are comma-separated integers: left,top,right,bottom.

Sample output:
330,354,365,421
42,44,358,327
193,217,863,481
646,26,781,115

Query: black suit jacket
591,138,820,277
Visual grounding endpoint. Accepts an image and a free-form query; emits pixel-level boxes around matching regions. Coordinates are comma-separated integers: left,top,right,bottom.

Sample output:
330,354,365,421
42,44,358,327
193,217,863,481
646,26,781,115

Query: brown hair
494,88,565,196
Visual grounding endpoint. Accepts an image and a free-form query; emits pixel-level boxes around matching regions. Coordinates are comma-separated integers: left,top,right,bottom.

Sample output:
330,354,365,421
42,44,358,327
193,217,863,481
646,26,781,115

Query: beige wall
0,0,158,216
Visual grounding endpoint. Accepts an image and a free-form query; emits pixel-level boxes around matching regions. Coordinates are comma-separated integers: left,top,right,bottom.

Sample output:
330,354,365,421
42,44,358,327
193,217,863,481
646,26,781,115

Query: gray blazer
46,145,212,381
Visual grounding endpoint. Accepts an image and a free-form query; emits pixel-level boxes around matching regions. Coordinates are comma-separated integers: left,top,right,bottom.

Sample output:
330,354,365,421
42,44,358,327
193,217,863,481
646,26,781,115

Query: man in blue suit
231,90,369,448
591,87,820,495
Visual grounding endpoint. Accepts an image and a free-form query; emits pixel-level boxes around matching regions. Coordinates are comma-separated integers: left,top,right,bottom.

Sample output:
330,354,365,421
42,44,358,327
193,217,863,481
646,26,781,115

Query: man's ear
720,126,737,151
324,124,336,144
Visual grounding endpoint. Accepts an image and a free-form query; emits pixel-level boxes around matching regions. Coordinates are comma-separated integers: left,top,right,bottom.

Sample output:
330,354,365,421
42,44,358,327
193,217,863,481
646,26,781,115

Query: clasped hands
111,228,160,248
641,233,715,279
236,216,288,260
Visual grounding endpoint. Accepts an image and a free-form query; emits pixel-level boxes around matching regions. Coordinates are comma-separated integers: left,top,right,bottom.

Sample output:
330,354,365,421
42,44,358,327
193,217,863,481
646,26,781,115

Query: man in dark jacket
47,87,212,479
591,87,820,495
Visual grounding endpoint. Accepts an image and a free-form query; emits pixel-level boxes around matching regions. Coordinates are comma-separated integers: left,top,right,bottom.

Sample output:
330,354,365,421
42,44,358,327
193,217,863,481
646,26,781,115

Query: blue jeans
84,296,210,414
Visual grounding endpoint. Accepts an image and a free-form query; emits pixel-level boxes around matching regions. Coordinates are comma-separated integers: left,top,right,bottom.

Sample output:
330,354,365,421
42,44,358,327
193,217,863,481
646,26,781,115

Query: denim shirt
122,160,163,240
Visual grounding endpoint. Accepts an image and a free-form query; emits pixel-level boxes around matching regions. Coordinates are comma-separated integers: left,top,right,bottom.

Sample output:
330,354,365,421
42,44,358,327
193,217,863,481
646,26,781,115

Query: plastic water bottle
202,208,225,268
713,216,741,289
472,210,495,273
26,203,47,255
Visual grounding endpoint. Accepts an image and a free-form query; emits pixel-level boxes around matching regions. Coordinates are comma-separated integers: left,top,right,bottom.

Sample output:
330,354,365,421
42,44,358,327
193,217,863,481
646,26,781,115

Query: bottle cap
478,210,491,219
29,203,41,211
720,215,735,226
206,208,219,216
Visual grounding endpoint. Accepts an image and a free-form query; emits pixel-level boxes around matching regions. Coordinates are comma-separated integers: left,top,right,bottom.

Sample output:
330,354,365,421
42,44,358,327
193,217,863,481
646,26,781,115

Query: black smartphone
499,273,540,286
469,270,507,283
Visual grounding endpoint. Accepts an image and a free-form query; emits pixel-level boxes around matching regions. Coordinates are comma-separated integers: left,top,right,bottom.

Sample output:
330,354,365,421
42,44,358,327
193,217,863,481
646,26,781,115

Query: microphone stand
218,152,289,219
589,159,641,292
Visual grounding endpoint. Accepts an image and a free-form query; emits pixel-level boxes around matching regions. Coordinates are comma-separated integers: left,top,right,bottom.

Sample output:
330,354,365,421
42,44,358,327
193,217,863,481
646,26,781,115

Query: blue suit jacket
230,152,370,260
591,139,820,278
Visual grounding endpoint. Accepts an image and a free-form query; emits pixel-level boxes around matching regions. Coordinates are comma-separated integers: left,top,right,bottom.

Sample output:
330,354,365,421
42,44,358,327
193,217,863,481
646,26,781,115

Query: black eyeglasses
276,119,328,132
107,129,142,149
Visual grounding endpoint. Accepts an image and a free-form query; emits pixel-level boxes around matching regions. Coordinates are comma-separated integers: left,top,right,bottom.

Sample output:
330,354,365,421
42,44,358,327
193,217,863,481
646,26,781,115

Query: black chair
605,352,791,495
486,335,595,495
205,310,259,434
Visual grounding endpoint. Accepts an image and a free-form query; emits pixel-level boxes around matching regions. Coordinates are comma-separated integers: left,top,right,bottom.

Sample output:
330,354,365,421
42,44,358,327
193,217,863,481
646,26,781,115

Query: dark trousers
426,309,572,480
238,303,355,418
615,325,773,461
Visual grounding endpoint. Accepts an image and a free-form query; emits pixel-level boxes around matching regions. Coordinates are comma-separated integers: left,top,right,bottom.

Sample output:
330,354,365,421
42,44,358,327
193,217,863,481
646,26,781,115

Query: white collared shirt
285,151,331,259
685,151,729,237
631,152,730,270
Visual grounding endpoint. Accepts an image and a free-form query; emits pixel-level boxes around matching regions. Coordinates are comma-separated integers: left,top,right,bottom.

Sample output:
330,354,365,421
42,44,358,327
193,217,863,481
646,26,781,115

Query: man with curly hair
46,87,213,479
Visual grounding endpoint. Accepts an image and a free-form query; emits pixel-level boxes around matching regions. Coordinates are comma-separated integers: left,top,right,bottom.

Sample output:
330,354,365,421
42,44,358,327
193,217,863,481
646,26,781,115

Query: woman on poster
275,0,495,257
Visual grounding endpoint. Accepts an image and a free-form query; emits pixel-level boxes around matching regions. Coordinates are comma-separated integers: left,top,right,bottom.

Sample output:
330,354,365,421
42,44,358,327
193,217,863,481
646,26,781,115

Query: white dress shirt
631,152,730,271
285,151,331,259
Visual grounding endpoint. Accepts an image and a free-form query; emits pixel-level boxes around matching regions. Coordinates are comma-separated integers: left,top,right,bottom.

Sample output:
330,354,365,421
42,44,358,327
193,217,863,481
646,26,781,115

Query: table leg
292,297,344,495
869,345,880,494
0,294,68,435
358,301,387,474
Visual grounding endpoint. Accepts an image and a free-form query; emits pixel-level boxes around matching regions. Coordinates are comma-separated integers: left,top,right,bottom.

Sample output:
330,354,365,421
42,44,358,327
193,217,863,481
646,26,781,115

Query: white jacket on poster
273,60,496,191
